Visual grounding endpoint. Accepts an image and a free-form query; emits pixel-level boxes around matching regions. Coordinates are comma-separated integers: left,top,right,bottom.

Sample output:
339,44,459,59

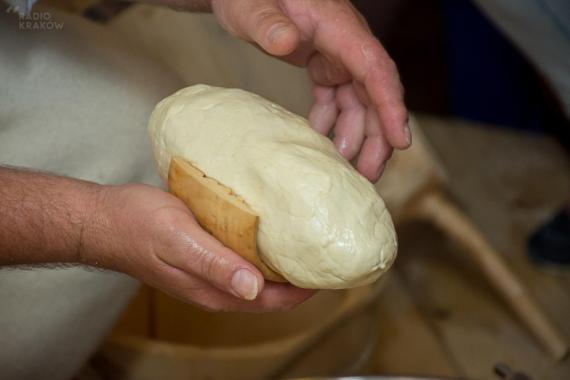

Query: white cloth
0,7,182,380
108,5,313,118
0,5,312,379
472,0,570,117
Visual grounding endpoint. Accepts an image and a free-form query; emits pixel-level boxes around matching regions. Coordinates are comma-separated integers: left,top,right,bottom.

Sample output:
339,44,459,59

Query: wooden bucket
99,281,385,379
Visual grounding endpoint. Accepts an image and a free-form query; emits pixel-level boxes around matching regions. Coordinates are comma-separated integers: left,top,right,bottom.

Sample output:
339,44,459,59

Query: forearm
0,166,101,266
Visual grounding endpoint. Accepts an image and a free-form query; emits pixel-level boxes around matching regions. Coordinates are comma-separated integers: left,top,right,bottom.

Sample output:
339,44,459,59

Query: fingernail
268,23,291,44
404,122,412,145
376,163,386,180
231,269,259,301
336,137,350,156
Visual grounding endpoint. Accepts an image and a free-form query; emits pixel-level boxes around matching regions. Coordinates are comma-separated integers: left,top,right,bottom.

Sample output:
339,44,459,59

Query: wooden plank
168,157,285,282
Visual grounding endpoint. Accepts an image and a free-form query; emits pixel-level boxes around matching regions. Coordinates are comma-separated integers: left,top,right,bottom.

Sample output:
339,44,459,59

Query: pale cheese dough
148,85,397,289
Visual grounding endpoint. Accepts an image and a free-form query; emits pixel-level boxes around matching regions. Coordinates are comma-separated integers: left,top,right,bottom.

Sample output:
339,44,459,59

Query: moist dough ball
148,84,397,289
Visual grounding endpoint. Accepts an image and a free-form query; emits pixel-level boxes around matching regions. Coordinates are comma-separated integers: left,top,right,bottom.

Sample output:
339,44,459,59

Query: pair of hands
96,0,408,312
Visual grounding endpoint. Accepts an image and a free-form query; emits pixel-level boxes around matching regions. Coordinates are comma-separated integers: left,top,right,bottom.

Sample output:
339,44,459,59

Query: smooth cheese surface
148,85,397,289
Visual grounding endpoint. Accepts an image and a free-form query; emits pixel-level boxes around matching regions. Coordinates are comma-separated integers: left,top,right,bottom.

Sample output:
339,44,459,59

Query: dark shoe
527,209,570,267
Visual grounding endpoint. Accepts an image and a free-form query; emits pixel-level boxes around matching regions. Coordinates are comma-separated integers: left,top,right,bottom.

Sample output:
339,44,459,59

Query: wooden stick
415,191,569,361
168,157,286,282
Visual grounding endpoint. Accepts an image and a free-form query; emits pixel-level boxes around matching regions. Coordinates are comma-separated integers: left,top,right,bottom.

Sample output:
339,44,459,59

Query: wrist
79,183,147,275
78,184,119,270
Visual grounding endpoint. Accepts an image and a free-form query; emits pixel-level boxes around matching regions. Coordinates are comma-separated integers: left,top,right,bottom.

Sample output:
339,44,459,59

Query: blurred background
352,0,569,145
25,0,568,379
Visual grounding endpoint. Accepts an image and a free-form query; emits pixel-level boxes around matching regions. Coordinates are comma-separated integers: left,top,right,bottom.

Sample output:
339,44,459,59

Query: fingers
304,0,410,149
156,260,316,312
356,136,392,182
309,83,393,181
325,84,392,182
308,85,338,137
213,0,300,56
356,107,393,182
154,210,265,301
355,43,410,150
332,83,366,160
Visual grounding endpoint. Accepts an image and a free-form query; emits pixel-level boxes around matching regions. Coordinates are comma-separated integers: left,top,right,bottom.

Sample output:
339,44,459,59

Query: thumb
160,217,266,301
213,0,300,56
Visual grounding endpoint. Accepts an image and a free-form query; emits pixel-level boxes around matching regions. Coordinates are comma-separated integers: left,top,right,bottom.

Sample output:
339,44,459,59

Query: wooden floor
364,116,570,380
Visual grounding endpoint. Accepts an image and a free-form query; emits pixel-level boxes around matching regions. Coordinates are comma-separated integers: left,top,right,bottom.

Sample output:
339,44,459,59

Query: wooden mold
168,156,286,282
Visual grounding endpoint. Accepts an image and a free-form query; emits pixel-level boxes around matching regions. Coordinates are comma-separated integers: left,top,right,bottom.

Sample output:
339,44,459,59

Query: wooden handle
416,191,568,361
168,157,286,282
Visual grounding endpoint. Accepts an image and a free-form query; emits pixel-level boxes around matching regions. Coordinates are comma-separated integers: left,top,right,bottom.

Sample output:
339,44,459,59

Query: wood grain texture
168,157,285,282
101,283,385,380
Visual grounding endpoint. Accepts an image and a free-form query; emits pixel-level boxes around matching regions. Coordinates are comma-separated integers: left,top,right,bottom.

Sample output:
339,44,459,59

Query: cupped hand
211,0,411,181
81,183,314,312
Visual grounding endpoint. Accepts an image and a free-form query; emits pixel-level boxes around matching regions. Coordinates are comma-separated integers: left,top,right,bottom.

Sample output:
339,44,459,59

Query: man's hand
83,183,313,312
0,167,313,312
211,0,410,181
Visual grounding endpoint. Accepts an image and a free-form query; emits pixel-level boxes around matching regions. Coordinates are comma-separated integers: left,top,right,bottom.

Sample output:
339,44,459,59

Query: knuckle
191,246,234,287
153,208,179,226
194,248,222,280
252,6,282,29
150,210,183,239
362,48,393,75
361,42,384,64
